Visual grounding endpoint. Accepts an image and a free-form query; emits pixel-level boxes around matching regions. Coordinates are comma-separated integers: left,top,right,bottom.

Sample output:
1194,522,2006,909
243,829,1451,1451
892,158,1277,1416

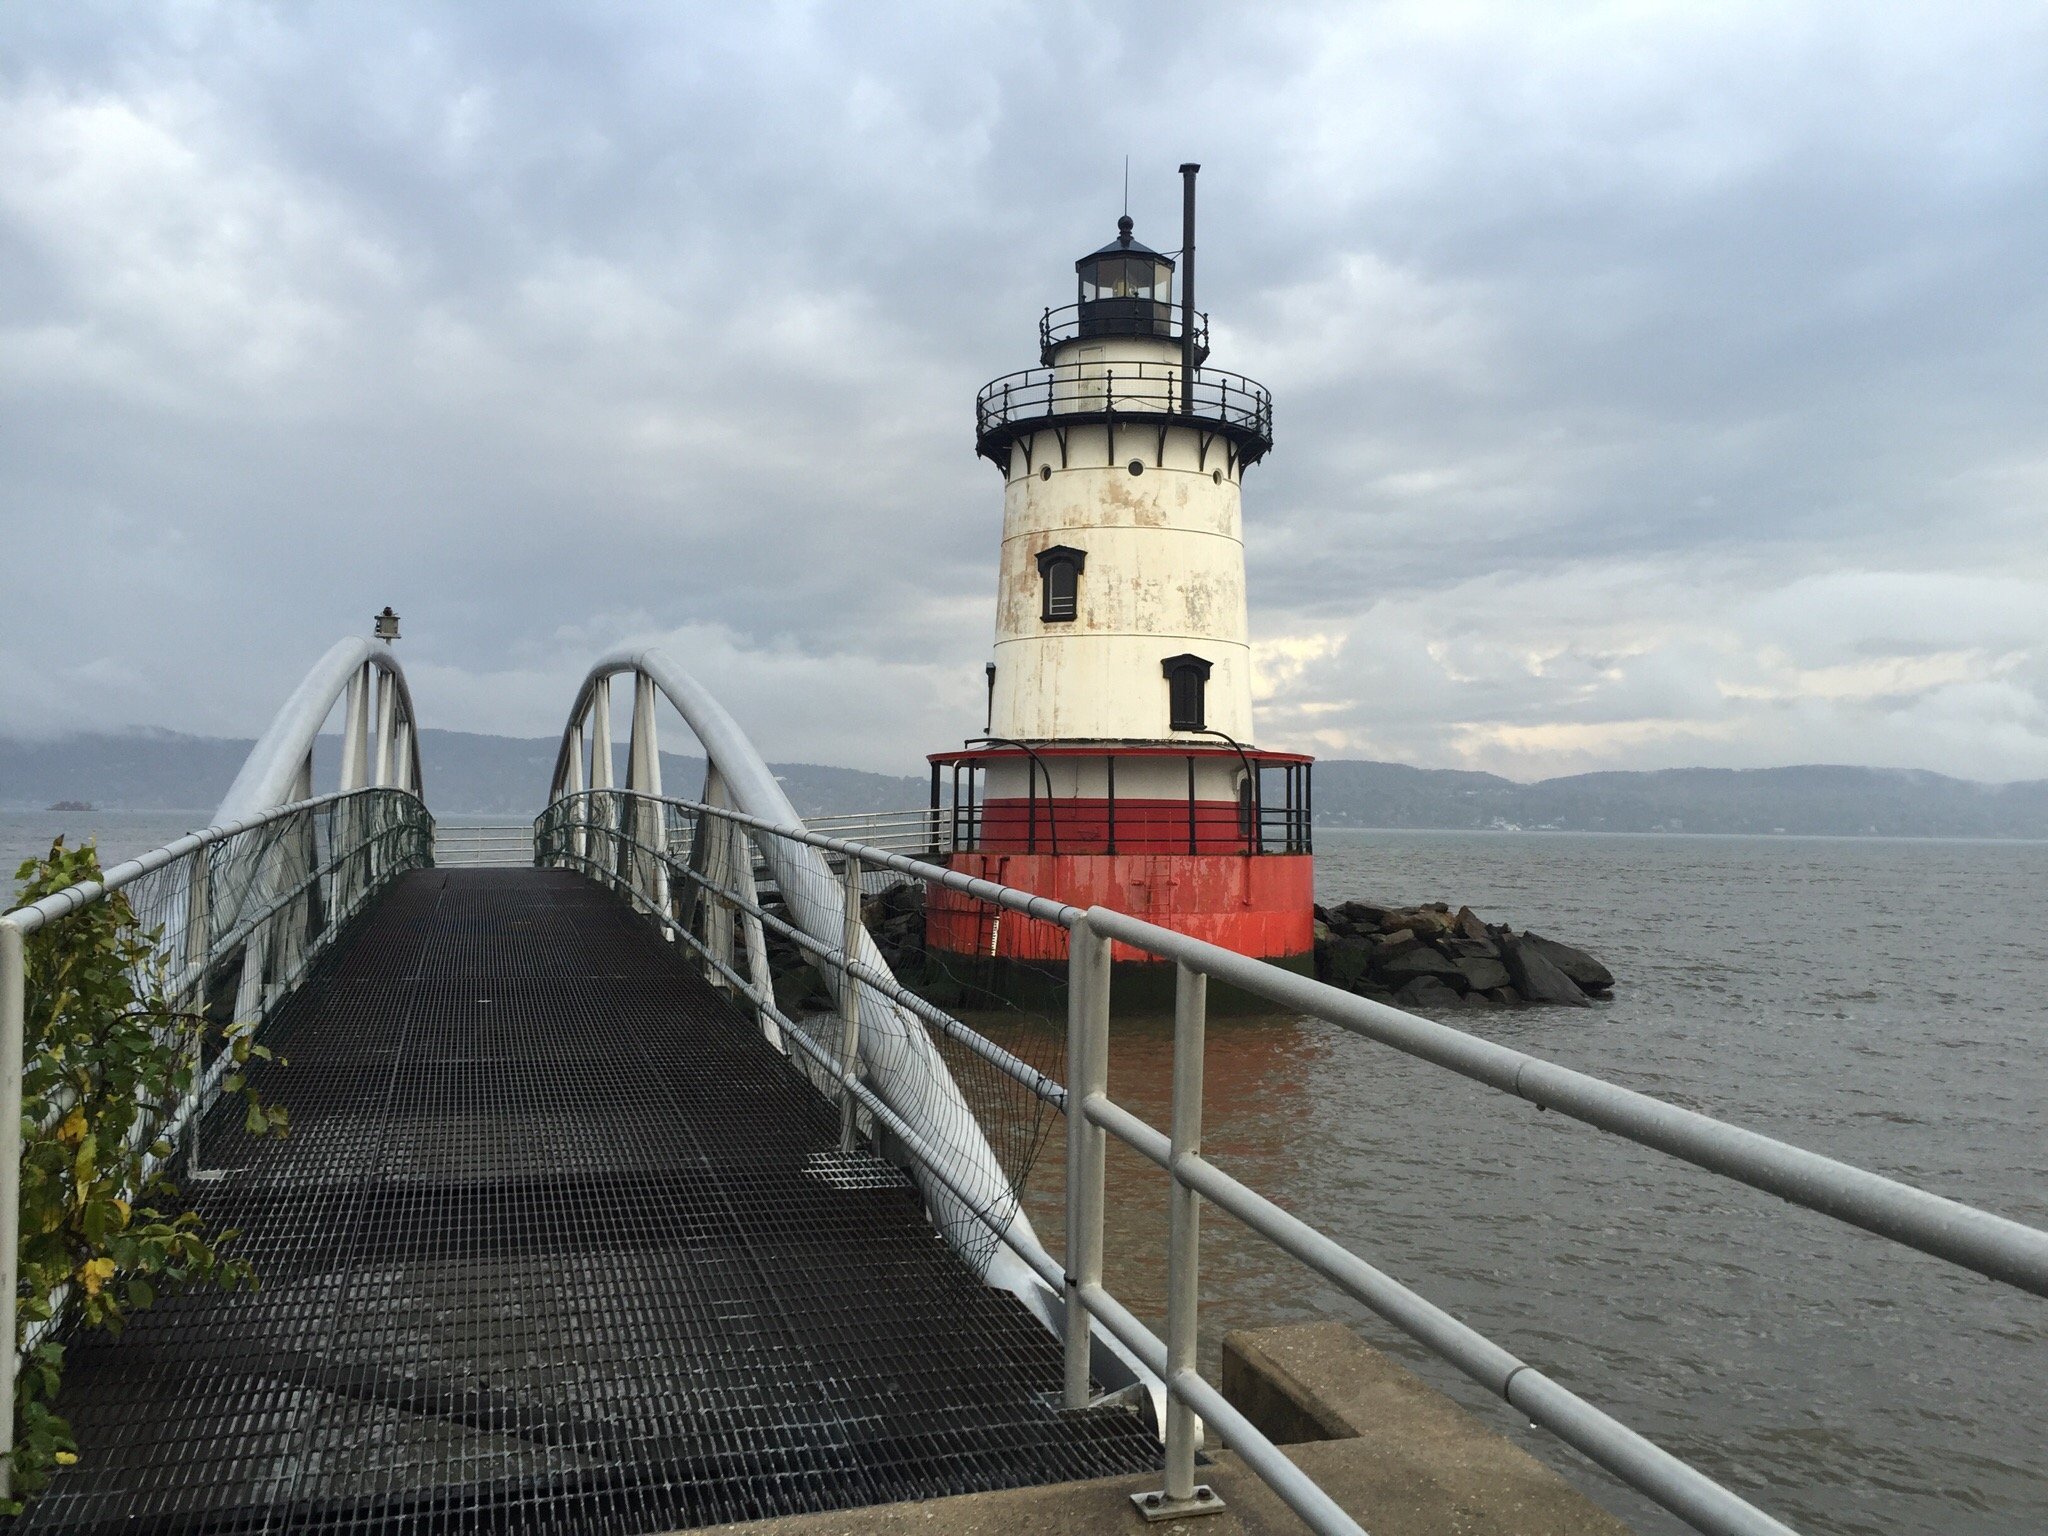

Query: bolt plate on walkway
1132,1484,1228,1522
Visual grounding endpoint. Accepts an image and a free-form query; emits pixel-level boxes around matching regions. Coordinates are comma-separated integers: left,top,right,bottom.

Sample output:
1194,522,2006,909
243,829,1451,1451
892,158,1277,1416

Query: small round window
1128,459,1145,476
1212,469,1224,484
1040,465,1052,482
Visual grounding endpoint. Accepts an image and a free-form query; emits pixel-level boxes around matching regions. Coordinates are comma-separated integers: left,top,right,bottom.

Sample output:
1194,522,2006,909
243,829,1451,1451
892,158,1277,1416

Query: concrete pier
703,1321,1633,1535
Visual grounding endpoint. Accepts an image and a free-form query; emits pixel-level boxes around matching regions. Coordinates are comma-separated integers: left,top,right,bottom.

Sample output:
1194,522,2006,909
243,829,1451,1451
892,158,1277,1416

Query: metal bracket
1130,1485,1225,1522
1088,1379,1150,1415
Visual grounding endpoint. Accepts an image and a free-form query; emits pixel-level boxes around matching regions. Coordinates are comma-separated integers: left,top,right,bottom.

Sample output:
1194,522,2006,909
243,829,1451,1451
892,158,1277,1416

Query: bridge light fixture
374,606,401,642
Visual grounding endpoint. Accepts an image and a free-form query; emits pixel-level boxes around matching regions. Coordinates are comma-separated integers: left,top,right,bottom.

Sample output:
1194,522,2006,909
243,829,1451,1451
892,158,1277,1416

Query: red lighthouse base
926,850,1315,1010
924,745,1317,1010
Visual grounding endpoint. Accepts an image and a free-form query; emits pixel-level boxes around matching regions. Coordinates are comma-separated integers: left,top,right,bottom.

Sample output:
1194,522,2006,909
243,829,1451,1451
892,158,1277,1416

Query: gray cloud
3,1,2045,779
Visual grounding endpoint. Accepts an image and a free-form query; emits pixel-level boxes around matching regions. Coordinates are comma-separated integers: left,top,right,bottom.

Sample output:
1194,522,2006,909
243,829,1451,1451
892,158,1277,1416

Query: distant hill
1312,761,2048,839
5,732,2047,838
0,730,929,819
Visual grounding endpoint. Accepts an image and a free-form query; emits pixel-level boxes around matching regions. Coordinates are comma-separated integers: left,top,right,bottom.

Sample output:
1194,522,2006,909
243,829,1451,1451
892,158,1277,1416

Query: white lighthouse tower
929,166,1315,987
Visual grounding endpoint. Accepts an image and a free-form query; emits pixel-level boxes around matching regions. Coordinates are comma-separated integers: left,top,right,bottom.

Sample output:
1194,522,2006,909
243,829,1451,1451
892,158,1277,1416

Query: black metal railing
1039,301,1209,361
976,361,1273,460
930,750,1312,858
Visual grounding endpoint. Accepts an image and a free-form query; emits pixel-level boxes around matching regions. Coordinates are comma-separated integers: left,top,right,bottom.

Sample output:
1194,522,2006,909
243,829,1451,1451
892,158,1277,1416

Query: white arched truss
208,636,427,1023
547,649,1051,1304
216,637,424,822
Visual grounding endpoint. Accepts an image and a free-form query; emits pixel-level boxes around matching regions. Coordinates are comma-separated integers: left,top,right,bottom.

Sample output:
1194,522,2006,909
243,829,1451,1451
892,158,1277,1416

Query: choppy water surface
1015,830,2047,1536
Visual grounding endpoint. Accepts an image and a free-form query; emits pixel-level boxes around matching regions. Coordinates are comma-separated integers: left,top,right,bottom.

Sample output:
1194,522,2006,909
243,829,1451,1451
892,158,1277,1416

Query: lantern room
1073,216,1175,340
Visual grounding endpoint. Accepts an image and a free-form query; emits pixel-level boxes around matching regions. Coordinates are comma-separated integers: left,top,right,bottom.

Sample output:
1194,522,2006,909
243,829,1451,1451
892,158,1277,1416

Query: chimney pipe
1179,162,1199,415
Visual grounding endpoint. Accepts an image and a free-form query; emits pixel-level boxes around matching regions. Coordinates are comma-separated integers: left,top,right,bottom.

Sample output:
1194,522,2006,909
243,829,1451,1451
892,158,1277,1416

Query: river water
5,813,2042,1532
1007,829,2047,1536
2,808,211,874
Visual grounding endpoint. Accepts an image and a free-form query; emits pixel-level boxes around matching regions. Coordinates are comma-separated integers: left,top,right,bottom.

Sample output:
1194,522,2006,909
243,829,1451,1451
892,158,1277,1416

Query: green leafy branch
6,839,288,1509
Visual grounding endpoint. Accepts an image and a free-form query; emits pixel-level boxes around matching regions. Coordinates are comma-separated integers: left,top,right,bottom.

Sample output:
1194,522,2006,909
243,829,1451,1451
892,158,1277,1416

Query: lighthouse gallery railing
929,743,1312,857
976,361,1273,449
532,786,2047,1536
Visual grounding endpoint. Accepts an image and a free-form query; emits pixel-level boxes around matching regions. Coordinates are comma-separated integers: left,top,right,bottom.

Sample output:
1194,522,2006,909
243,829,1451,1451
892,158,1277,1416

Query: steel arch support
548,649,1049,1305
217,637,426,821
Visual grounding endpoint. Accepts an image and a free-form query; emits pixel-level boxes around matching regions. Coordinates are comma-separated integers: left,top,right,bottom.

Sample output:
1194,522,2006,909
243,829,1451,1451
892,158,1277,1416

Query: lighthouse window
1036,545,1087,623
1162,653,1213,732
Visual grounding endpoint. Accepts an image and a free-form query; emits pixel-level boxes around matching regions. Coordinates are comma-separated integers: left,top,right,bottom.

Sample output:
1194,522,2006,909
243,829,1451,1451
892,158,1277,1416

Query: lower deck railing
432,823,537,866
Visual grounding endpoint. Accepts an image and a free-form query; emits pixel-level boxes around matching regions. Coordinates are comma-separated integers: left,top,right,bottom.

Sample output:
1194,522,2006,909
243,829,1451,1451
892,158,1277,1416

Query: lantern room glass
1080,257,1173,304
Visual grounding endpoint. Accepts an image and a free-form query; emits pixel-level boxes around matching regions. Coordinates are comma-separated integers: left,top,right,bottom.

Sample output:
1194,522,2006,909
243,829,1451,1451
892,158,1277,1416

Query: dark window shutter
1036,545,1087,623
1161,654,1212,732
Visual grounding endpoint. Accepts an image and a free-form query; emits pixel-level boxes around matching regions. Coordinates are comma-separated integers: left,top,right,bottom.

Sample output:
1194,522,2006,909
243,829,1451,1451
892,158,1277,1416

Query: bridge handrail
793,807,947,857
0,786,435,1496
550,786,2048,1536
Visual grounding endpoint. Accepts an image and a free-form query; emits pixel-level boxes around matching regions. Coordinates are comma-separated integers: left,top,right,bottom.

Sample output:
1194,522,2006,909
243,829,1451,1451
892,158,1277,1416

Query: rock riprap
1315,900,1613,1010
760,881,1614,1015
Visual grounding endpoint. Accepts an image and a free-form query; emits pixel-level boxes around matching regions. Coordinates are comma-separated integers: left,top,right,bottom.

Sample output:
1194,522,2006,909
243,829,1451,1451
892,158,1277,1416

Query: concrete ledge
697,1324,1632,1536
1221,1322,1632,1535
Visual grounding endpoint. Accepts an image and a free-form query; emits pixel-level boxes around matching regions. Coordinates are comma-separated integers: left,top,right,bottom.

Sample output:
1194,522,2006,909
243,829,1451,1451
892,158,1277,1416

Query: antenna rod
1179,162,1199,416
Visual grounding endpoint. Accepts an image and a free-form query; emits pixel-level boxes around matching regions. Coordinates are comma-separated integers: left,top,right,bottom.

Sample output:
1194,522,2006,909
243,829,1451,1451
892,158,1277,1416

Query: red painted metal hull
928,849,1315,966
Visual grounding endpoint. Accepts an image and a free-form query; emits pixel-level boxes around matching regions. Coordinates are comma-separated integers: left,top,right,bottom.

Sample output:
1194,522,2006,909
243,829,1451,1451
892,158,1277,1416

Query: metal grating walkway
23,868,1158,1535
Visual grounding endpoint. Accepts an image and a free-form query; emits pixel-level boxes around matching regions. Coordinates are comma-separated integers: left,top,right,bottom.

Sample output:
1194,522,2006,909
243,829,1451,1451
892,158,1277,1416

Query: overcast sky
3,2,2045,782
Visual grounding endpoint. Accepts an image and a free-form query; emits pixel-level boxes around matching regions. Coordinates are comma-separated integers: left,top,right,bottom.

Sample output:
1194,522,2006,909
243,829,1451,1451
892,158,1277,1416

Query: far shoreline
1317,824,2048,847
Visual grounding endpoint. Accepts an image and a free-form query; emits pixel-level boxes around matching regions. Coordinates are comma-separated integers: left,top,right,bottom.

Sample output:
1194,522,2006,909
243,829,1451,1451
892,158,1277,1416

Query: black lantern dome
1070,216,1177,342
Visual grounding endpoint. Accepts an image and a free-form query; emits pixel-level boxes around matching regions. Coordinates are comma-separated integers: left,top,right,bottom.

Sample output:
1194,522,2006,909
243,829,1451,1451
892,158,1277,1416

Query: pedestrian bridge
3,636,2043,1536
20,865,1155,1534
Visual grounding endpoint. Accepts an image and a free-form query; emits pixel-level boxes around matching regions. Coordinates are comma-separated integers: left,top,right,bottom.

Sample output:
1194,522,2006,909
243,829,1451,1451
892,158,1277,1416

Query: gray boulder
1453,907,1500,953
1336,900,1397,929
1394,975,1465,1011
1522,932,1614,992
1380,945,1467,988
1323,937,1378,991
1454,955,1511,992
1500,934,1589,1007
1373,928,1421,959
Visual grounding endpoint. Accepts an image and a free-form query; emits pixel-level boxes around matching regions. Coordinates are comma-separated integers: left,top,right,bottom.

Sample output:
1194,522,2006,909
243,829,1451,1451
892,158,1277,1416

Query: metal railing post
837,854,863,1153
182,846,211,992
736,845,780,1052
1063,914,1111,1410
0,920,22,1500
1162,959,1215,1510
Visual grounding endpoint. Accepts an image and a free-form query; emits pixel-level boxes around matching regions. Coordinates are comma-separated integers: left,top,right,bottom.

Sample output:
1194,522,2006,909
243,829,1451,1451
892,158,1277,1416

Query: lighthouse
927,165,1316,993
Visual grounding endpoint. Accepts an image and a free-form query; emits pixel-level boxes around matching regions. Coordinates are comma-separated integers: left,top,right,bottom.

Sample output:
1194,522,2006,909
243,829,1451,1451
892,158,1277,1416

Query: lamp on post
374,606,401,643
